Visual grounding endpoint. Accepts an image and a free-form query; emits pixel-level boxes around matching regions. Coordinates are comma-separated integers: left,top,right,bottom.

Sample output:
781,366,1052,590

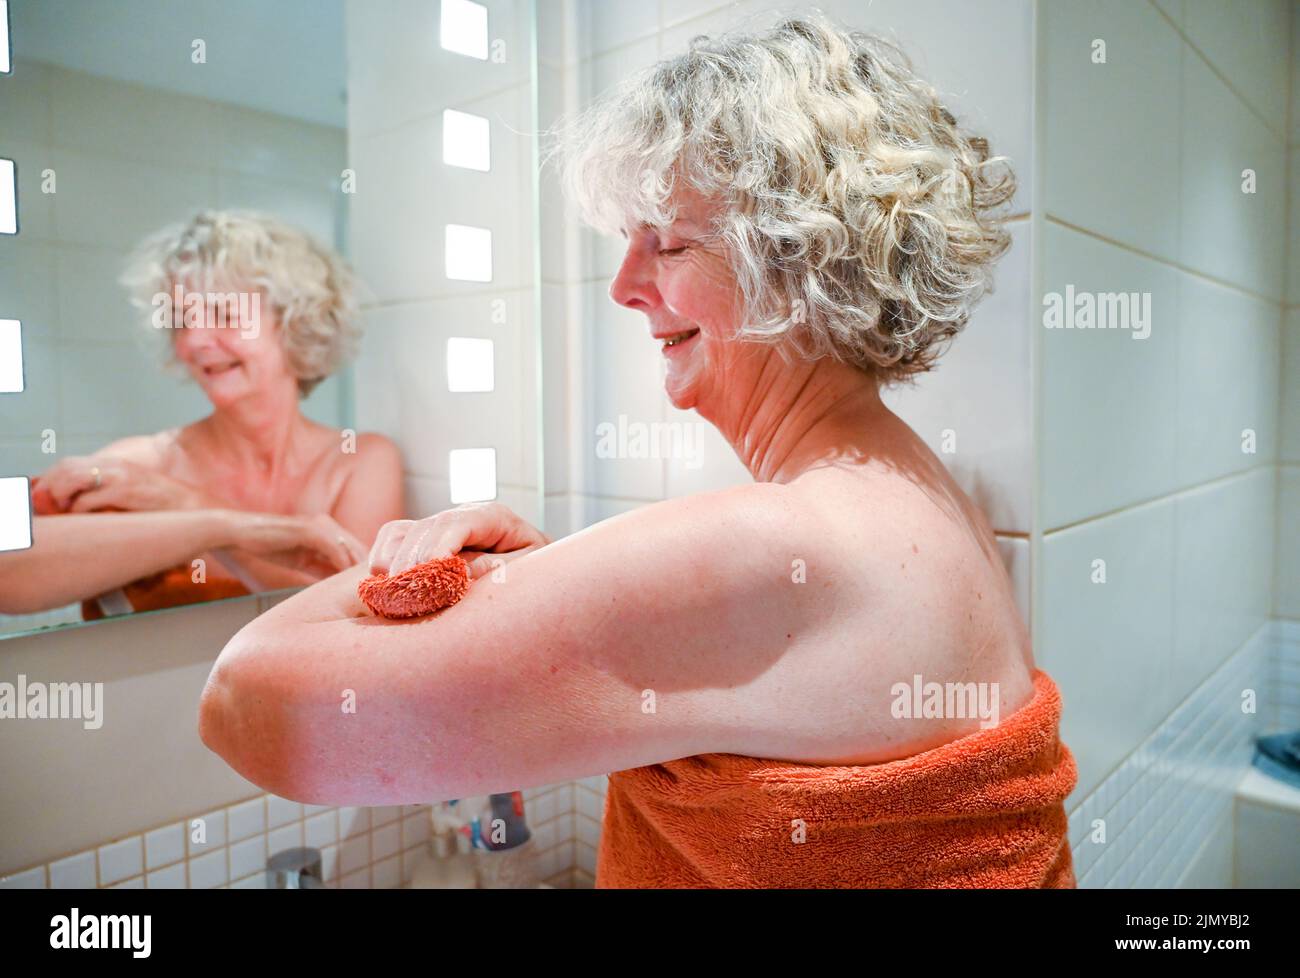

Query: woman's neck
707,354,896,485
200,383,311,479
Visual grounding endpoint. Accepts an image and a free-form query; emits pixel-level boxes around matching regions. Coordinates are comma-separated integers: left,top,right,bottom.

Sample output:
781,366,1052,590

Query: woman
0,211,403,617
200,16,1076,888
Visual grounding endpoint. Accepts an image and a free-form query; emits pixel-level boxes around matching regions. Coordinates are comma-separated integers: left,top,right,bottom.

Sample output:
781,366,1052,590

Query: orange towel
596,668,1077,888
79,566,250,621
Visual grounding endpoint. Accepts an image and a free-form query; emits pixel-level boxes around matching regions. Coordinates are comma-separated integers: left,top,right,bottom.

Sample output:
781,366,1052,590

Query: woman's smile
656,327,700,355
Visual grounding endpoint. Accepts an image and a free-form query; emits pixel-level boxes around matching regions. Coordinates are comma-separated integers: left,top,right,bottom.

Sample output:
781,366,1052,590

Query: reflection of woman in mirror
200,17,1074,888
0,212,403,619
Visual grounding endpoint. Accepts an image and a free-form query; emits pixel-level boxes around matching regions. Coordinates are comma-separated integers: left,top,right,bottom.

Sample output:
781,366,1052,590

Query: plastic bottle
406,806,477,888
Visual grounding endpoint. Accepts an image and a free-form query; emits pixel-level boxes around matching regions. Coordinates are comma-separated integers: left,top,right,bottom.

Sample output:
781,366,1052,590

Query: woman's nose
609,245,659,312
173,321,215,356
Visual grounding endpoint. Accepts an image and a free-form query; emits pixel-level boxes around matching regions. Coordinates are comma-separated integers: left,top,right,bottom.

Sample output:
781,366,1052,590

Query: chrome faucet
267,847,324,888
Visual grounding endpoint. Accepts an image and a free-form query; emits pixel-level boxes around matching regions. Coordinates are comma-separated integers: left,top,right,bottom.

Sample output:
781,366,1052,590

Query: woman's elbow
197,638,304,800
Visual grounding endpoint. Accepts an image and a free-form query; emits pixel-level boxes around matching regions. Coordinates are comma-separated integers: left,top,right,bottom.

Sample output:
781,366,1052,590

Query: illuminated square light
448,448,496,503
0,158,15,235
446,337,494,392
444,224,492,282
0,319,22,392
442,109,490,171
0,1,11,75
0,476,32,552
440,0,488,60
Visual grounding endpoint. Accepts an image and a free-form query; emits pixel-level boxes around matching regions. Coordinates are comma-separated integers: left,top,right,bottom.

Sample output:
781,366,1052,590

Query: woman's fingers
381,503,549,577
43,458,98,511
459,544,544,581
368,519,414,574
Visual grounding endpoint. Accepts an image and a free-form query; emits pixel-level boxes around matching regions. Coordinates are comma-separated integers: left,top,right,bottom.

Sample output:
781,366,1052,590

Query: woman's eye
658,245,688,256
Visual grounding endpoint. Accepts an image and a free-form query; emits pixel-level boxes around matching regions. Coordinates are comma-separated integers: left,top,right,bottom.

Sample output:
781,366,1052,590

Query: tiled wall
1,783,582,889
1036,0,1295,886
346,0,544,529
0,59,348,636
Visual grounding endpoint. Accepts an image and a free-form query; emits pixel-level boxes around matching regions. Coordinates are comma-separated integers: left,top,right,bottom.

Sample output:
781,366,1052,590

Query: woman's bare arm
0,510,364,614
0,511,241,614
198,484,826,806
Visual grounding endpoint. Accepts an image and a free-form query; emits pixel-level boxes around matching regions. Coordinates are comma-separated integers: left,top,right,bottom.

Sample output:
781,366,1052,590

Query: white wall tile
1043,0,1181,261
1281,309,1300,465
1182,0,1292,128
48,850,95,888
0,59,53,145
345,0,532,139
582,281,666,500
1175,274,1281,484
227,798,266,842
187,849,227,889
144,823,185,870
1041,224,1180,527
1173,469,1275,698
97,836,143,885
145,862,186,889
1276,467,1300,619
49,148,215,250
576,0,659,55
47,66,218,169
0,239,55,341
1040,498,1177,799
1179,52,1287,301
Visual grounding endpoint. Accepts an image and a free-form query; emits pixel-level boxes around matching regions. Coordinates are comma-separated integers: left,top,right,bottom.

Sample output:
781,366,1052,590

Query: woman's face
170,281,292,408
609,184,754,414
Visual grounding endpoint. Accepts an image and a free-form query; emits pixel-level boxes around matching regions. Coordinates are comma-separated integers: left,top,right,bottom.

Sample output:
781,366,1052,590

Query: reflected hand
368,503,550,580
39,456,209,513
228,513,367,576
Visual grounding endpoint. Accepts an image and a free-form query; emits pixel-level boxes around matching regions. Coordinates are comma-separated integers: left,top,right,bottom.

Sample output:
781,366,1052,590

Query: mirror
0,0,543,639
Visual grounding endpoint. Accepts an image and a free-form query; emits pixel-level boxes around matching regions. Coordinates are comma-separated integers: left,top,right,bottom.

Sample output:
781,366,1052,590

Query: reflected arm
0,510,241,615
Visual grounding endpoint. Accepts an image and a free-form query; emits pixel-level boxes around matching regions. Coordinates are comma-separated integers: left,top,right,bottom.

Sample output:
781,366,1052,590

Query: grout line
1042,463,1278,536
1145,0,1291,145
1045,215,1287,307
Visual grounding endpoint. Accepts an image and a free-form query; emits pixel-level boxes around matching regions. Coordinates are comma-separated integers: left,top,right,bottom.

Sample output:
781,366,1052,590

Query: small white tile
48,850,96,889
186,811,226,855
227,797,266,841
268,823,303,856
305,812,338,850
374,854,402,889
340,868,370,889
187,850,228,889
109,876,143,889
229,836,266,881
145,863,186,889
231,872,267,889
373,822,402,861
320,844,339,882
0,866,47,889
339,807,370,839
97,837,143,886
339,836,370,875
266,796,303,830
145,823,185,870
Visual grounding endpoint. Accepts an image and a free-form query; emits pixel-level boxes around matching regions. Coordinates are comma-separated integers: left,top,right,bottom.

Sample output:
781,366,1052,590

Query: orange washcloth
596,668,1077,888
357,555,471,619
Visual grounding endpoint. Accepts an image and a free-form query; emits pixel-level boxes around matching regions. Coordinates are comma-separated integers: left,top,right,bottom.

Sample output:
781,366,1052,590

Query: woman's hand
226,512,367,576
369,503,550,580
38,456,212,513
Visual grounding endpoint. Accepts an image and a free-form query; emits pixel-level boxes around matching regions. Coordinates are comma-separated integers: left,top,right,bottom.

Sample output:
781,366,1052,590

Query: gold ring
90,466,102,489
